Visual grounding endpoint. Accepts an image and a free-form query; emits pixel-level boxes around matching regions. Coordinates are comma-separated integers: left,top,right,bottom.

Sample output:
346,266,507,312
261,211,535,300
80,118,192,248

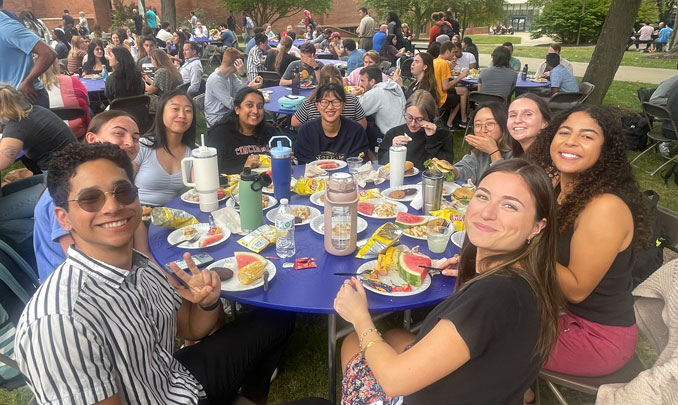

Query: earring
526,237,532,245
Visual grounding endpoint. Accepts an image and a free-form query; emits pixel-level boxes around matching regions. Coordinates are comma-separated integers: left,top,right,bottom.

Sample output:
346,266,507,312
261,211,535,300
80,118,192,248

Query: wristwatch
313,66,320,71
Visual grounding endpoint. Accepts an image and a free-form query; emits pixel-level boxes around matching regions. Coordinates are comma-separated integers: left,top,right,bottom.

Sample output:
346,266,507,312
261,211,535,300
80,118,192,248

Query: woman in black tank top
525,105,651,379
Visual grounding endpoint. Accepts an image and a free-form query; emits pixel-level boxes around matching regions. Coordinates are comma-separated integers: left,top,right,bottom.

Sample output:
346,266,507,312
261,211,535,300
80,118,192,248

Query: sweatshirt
378,124,450,170
206,122,274,174
454,150,513,184
294,117,369,164
359,79,406,136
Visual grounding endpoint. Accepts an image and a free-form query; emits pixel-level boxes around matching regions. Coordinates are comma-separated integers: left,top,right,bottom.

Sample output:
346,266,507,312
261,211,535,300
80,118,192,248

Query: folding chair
464,91,506,136
399,57,413,78
259,70,282,88
193,93,205,112
547,91,583,114
109,94,152,133
177,82,190,92
578,82,596,104
49,107,87,121
629,102,678,175
201,44,222,68
657,205,678,253
378,61,391,73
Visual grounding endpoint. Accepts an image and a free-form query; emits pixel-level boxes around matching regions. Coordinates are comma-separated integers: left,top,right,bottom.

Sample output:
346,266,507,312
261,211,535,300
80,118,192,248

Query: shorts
544,311,638,377
341,346,412,405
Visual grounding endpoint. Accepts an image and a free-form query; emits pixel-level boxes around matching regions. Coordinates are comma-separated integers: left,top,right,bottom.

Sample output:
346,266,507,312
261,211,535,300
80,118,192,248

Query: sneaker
659,142,672,158
458,120,467,129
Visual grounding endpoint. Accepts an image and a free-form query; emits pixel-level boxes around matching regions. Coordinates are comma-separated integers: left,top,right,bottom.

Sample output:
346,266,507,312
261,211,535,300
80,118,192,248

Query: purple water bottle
269,136,292,201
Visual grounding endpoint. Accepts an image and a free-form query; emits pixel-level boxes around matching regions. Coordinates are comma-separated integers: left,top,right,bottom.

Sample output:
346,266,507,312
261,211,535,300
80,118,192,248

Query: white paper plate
378,166,421,178
382,185,421,202
310,190,326,207
442,181,461,196
266,205,321,226
451,231,466,248
225,194,277,211
309,216,368,235
208,257,277,292
309,159,347,171
399,216,452,241
180,188,229,204
167,223,231,250
357,199,408,219
356,260,431,297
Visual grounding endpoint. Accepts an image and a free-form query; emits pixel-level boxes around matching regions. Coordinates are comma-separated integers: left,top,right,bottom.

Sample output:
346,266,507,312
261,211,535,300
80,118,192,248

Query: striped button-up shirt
15,247,205,404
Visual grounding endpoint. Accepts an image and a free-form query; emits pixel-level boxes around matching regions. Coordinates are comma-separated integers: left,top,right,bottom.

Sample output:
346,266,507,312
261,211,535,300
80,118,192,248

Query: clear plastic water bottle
102,65,108,81
275,198,296,258
521,64,528,81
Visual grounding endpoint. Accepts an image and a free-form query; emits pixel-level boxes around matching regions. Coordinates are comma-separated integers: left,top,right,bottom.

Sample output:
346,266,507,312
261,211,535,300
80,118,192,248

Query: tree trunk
671,10,678,49
581,0,642,104
161,0,176,31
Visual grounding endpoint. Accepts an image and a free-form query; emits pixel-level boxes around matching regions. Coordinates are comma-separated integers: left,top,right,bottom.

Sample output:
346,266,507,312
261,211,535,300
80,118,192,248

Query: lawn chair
658,205,678,253
109,94,152,134
547,91,583,114
630,102,678,176
579,82,595,104
399,57,413,78
378,61,391,73
201,44,222,68
193,93,205,112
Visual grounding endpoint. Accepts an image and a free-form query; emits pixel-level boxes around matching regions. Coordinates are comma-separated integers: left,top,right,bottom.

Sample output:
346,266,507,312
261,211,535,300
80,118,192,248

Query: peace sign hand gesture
167,252,221,307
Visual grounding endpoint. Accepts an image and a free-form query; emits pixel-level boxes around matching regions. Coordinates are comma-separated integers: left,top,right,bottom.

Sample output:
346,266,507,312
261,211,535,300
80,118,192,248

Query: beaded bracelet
199,300,221,311
490,149,500,156
359,328,382,349
361,338,385,354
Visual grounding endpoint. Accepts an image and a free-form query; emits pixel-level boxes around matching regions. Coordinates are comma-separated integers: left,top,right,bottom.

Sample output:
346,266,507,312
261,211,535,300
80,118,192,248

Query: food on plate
453,187,474,202
212,267,234,281
182,226,199,238
398,251,432,287
373,246,399,278
235,252,267,285
358,202,375,216
429,208,465,231
426,217,447,227
151,207,199,229
300,70,309,79
262,195,269,208
395,212,427,228
356,222,403,259
199,233,224,247
185,187,229,202
292,206,311,222
315,161,339,170
424,158,455,181
359,189,382,201
388,188,417,200
374,202,397,217
403,225,446,238
382,161,414,176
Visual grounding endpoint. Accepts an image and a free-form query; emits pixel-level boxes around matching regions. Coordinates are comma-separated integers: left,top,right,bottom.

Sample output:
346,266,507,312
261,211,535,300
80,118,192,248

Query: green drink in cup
427,226,450,253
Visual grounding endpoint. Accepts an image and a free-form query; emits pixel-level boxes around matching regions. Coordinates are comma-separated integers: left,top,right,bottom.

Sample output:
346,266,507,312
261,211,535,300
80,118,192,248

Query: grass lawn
0,78,675,403
463,34,522,44
475,43,678,70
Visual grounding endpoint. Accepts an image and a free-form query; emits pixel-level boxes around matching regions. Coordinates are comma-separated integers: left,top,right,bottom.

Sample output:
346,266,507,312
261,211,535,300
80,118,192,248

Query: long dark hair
510,93,550,157
414,53,439,106
144,88,196,156
525,105,651,252
109,47,144,96
216,87,272,145
387,11,403,42
469,102,512,155
83,41,109,74
456,158,562,364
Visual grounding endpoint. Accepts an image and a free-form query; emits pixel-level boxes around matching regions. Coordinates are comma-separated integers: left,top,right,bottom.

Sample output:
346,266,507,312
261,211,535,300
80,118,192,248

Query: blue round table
148,164,458,402
269,39,307,47
462,76,550,89
78,77,107,105
263,85,314,114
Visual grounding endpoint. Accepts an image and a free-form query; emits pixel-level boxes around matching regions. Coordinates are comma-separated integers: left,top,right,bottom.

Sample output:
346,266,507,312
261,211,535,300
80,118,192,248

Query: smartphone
164,252,215,273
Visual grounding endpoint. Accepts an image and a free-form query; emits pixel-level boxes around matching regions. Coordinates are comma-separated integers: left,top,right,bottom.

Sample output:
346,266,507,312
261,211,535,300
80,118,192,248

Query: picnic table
462,76,550,89
147,164,459,403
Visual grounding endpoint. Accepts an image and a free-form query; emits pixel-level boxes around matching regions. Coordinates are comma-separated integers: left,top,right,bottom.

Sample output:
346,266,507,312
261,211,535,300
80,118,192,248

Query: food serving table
148,164,459,403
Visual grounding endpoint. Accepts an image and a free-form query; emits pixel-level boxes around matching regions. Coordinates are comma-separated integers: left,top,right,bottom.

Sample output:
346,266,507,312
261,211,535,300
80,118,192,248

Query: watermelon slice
200,233,224,247
234,251,266,269
317,162,339,169
395,212,427,229
358,202,375,215
398,252,432,287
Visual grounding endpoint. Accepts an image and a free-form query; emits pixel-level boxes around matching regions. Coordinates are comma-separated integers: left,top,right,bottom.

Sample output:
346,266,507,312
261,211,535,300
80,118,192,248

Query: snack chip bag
429,208,465,231
150,207,199,229
356,222,403,259
293,177,325,196
359,188,383,201
237,225,277,253
258,155,271,168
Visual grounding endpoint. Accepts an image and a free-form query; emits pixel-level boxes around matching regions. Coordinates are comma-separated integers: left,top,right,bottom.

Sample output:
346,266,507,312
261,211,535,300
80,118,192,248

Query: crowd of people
0,3,661,404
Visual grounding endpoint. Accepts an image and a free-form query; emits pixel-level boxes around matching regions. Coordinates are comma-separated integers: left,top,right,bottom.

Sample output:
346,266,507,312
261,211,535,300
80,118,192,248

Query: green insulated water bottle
239,167,270,232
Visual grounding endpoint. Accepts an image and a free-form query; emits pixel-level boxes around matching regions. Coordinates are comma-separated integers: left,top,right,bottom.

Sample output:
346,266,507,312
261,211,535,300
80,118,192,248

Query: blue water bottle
269,136,292,202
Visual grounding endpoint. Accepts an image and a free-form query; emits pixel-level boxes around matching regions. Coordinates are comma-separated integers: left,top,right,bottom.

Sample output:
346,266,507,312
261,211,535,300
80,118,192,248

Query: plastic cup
427,226,450,253
347,157,362,174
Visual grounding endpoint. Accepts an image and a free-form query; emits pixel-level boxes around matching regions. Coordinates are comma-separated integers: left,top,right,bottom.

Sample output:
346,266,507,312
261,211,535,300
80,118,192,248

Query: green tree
363,0,448,40
531,0,611,44
450,0,505,38
222,0,333,27
636,0,660,25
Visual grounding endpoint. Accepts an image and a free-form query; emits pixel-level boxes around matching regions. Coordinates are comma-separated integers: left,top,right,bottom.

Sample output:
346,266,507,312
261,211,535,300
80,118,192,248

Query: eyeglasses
404,113,425,124
61,182,139,212
318,99,343,108
473,121,497,131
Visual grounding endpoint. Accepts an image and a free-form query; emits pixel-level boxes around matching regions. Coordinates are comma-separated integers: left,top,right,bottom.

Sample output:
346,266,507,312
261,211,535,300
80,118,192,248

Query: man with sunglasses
17,142,295,404
32,110,147,281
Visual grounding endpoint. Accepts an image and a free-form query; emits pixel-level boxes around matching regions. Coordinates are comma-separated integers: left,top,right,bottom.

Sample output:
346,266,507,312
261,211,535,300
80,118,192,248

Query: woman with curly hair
451,102,512,184
525,105,650,381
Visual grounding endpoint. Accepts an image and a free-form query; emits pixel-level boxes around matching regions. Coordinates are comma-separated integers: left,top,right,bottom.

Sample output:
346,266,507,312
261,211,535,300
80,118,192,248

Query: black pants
175,308,296,404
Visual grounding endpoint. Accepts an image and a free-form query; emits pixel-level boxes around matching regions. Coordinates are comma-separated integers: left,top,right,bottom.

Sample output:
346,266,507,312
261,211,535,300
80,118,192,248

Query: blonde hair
362,50,380,64
0,84,33,121
135,35,146,60
275,36,293,73
40,60,60,91
68,36,85,59
149,49,183,88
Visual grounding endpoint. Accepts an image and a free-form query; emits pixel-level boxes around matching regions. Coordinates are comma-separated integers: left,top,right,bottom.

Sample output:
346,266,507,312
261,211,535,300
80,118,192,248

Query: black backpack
437,21,454,37
631,190,665,287
621,113,650,151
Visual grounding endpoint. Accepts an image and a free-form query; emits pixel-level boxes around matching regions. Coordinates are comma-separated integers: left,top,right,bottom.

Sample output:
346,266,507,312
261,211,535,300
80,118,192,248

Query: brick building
1,0,372,35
